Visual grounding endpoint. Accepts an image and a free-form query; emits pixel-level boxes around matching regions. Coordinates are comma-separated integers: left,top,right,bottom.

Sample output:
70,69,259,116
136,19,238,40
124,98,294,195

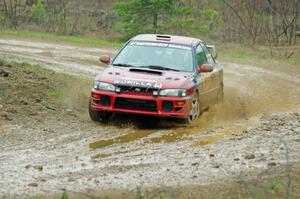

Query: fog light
162,101,173,112
92,93,100,99
175,101,185,106
92,99,100,105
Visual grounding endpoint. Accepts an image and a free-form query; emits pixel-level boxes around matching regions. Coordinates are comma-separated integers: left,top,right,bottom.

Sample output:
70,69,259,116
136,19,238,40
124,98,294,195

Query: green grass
218,44,300,72
219,47,259,61
222,51,256,60
46,90,65,99
1,29,122,48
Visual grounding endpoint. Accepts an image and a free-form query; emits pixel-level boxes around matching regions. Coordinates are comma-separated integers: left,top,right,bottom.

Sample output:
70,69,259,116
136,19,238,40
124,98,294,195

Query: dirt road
0,37,300,198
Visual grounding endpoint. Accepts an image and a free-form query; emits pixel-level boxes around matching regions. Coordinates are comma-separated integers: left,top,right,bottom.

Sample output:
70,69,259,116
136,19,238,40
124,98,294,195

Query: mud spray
89,62,300,148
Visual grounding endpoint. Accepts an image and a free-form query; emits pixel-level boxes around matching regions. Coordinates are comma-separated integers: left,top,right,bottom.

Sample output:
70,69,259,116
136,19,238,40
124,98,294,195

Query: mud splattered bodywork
90,34,223,123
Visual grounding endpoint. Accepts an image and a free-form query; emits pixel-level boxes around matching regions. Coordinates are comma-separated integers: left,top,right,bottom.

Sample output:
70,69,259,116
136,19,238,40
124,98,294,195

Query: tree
113,0,180,39
31,0,47,25
1,0,28,28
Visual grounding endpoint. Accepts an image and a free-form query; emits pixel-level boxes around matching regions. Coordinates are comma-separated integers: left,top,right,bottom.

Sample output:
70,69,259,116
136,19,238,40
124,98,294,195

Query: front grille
114,97,157,112
118,86,157,95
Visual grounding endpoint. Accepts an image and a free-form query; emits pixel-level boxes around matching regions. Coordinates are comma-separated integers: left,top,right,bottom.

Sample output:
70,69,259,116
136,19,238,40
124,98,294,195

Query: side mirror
99,55,111,64
207,45,217,60
197,64,213,73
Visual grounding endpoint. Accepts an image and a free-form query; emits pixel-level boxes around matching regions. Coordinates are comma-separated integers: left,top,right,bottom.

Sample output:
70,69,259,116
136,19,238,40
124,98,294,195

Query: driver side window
196,45,207,67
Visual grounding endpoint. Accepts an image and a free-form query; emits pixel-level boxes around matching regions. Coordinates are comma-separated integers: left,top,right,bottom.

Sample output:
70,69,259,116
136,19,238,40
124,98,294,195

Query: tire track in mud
1,37,300,197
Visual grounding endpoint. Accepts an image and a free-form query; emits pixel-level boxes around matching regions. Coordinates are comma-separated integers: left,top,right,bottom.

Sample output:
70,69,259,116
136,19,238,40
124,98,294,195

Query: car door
195,44,211,109
200,43,221,104
195,43,220,108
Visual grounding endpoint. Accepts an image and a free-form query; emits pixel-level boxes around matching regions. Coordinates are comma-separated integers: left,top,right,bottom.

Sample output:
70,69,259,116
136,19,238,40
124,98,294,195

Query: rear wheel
182,93,200,124
88,98,111,122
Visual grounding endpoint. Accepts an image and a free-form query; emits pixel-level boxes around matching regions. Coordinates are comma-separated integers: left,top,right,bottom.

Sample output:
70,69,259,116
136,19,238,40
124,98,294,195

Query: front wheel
182,93,200,124
88,98,111,122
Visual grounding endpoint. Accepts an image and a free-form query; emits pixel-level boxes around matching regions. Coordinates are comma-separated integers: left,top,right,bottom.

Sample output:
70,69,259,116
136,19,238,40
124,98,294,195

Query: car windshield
112,41,194,72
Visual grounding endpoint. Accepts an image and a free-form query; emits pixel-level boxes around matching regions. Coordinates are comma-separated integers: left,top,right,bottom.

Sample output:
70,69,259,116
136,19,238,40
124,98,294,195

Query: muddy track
0,37,300,198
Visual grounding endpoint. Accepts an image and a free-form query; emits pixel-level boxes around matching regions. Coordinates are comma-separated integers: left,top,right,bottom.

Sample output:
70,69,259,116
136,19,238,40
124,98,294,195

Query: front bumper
90,89,192,118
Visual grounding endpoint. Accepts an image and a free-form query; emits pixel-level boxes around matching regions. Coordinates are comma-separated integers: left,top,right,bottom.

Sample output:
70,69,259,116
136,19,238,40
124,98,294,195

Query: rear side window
196,45,207,66
199,43,215,64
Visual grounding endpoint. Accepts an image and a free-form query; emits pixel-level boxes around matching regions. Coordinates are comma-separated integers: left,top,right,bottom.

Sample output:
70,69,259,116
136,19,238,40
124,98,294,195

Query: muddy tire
88,99,111,122
181,93,200,124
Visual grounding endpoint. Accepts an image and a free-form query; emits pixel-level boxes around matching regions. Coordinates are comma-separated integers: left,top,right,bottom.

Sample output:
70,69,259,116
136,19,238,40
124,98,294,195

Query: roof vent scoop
156,35,171,41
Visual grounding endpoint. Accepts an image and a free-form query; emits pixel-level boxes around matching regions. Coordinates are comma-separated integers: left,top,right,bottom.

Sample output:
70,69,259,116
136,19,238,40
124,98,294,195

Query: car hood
95,66,194,89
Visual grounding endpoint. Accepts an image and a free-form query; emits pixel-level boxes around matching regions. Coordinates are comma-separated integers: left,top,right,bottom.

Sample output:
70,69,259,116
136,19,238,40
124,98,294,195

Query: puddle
89,129,158,149
148,112,212,143
89,112,214,149
193,118,259,146
89,111,260,149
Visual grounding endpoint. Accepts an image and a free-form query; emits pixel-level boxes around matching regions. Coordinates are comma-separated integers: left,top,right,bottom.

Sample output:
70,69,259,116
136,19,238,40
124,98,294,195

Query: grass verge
0,59,90,121
0,29,122,48
218,44,300,69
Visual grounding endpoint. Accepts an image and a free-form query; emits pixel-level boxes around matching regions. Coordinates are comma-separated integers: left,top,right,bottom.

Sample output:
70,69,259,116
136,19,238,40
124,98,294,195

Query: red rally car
89,34,223,124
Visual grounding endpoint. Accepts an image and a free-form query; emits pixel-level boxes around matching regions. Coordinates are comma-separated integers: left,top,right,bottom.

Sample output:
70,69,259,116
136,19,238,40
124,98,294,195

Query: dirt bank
0,37,300,198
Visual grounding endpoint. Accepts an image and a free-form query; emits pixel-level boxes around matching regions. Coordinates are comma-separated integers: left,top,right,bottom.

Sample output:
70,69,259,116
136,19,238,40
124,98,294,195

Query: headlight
159,89,187,97
94,82,116,92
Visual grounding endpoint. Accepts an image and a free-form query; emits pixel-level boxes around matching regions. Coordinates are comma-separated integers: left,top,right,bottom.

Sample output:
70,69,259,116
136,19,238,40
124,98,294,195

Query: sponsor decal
114,79,161,89
130,41,191,50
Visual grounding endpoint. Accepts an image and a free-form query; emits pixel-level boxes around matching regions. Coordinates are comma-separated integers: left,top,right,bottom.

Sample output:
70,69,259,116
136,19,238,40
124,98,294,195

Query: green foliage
31,0,47,25
99,11,109,27
113,0,181,39
199,24,209,36
58,9,67,34
170,18,196,35
268,178,281,191
0,15,5,26
170,6,196,34
199,8,220,36
179,6,194,15
134,187,144,199
60,191,69,199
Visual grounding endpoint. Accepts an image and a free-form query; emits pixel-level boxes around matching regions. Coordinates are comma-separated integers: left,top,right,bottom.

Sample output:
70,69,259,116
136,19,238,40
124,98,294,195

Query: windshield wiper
140,65,180,72
112,63,134,67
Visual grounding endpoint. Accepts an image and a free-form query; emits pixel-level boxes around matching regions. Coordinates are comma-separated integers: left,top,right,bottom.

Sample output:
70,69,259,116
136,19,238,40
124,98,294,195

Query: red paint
90,34,205,119
91,89,192,118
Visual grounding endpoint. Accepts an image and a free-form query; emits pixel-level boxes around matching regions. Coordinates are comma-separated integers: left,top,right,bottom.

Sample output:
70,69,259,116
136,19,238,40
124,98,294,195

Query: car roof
131,34,202,46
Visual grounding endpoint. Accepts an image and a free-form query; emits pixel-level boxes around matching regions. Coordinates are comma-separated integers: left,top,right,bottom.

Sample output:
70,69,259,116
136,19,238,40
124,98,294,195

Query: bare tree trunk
153,12,158,33
292,0,299,45
221,0,247,29
267,0,279,46
2,0,8,16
